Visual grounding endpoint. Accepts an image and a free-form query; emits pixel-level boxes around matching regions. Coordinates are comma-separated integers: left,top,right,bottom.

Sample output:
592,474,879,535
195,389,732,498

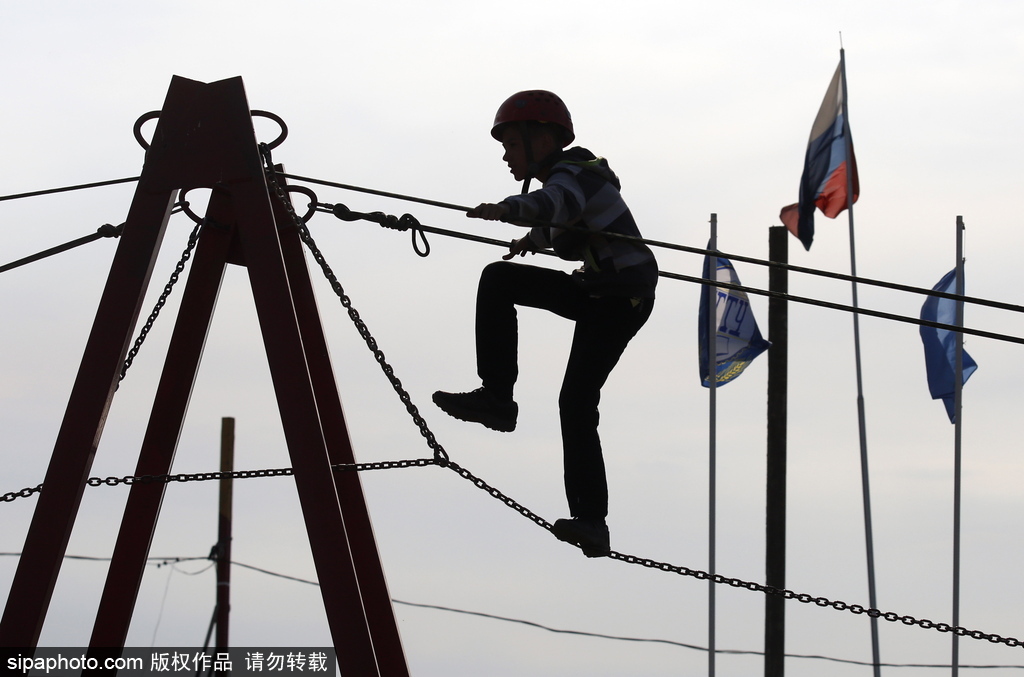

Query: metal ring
133,111,161,150
133,110,286,151
176,188,208,224
283,185,318,224
251,110,288,150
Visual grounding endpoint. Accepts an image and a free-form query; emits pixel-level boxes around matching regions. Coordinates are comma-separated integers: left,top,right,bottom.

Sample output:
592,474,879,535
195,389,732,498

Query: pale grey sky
2,1,1024,675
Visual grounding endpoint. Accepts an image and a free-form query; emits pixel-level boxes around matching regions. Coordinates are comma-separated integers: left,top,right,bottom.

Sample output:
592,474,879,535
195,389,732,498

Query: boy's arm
466,202,511,221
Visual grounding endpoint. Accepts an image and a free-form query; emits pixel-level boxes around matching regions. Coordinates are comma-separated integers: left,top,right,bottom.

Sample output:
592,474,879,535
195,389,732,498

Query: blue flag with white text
699,255,771,386
920,269,977,423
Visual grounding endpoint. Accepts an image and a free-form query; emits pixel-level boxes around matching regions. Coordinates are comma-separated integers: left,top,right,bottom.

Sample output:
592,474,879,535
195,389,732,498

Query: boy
433,90,657,557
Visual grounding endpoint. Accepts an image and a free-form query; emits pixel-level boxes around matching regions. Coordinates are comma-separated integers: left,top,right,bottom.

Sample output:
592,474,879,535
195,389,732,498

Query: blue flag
699,255,771,386
920,269,978,423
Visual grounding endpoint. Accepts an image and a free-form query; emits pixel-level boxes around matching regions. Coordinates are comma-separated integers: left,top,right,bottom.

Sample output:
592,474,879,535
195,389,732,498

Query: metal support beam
2,76,406,675
88,198,233,649
272,181,409,675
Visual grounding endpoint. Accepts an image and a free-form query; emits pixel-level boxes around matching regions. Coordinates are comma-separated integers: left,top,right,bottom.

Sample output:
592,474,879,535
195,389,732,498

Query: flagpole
707,213,718,677
951,215,965,677
840,47,882,677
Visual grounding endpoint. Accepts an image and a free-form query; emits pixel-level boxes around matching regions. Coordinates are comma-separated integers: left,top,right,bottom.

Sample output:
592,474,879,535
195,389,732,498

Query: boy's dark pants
476,261,653,520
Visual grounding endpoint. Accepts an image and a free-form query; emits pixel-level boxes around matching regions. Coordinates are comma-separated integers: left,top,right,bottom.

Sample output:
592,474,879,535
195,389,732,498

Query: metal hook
133,111,161,150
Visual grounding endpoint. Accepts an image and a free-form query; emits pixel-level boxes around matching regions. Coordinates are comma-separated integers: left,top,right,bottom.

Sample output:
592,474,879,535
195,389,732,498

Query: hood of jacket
550,147,622,190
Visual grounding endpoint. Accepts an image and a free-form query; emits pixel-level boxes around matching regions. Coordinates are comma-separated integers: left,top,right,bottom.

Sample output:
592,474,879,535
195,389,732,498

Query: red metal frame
0,76,408,676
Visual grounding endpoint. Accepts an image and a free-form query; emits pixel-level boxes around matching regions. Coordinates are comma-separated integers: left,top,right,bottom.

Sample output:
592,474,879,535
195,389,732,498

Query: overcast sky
3,1,1024,675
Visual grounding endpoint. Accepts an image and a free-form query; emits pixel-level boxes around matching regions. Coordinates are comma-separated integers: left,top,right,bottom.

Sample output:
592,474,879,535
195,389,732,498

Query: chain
1,484,43,503
118,220,204,384
605,551,1022,647
252,145,1024,650
444,460,553,531
259,145,449,466
6,455,1020,648
8,145,1019,650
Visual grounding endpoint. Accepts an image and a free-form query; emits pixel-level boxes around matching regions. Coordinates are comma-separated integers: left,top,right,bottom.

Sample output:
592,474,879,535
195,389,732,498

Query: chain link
1,484,43,503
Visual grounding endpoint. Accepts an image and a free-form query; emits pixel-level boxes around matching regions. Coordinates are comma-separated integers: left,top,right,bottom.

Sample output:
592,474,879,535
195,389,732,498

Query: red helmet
490,90,574,146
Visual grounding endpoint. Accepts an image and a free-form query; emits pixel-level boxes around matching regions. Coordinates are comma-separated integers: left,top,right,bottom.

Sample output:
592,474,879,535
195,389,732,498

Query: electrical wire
2,553,1022,668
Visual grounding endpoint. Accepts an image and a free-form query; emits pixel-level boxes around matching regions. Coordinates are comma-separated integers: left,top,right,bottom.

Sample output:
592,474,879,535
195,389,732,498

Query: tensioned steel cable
2,172,1018,316
281,172,1024,316
0,224,124,274
0,177,139,202
306,196,1024,346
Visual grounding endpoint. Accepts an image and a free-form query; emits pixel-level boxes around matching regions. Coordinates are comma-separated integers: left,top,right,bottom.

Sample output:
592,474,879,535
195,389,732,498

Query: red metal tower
0,75,408,676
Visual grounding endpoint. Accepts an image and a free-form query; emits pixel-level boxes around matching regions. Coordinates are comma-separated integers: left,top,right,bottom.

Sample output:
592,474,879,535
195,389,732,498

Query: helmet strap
519,122,538,194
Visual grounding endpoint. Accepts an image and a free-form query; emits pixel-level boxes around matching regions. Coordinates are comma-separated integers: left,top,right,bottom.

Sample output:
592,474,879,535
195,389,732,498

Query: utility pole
765,226,788,677
216,417,234,651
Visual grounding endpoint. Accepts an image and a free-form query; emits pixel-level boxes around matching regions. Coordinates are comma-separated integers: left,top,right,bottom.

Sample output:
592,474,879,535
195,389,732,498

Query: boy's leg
559,296,653,521
475,261,582,400
433,261,581,432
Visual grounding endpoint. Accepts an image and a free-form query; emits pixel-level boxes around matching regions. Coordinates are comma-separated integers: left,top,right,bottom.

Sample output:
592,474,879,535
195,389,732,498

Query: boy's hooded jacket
500,147,658,299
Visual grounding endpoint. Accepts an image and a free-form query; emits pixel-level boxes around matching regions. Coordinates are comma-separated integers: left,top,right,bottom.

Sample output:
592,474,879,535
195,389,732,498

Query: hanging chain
4,145,1021,650
118,220,204,384
259,145,449,466
5,457,1021,649
251,145,1023,650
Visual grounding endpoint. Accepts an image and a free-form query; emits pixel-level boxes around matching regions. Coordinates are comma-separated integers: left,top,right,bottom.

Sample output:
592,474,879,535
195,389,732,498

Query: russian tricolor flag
780,59,859,250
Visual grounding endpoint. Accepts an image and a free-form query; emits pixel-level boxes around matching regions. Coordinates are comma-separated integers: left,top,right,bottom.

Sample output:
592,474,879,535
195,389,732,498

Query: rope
313,198,1024,347
0,202,191,276
281,172,1024,315
0,223,124,274
0,177,139,202
2,168,1016,316
657,270,1024,346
